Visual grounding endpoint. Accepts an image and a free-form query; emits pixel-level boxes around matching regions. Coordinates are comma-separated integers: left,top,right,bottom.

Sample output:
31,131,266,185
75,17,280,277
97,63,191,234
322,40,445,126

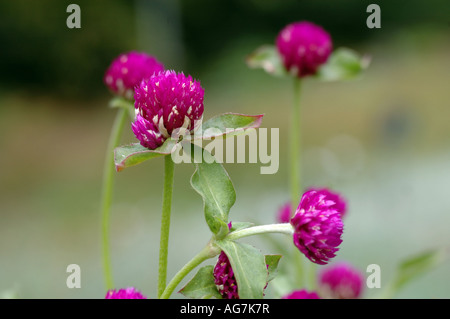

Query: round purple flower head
277,202,292,223
290,190,344,265
282,289,320,299
318,261,364,299
213,250,239,299
276,21,332,78
104,51,165,99
132,70,204,150
307,187,347,218
105,287,147,299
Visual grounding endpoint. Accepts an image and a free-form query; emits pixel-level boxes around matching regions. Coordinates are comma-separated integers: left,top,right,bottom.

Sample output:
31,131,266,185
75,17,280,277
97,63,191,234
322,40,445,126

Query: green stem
290,77,302,209
225,223,293,241
100,107,128,290
157,155,175,298
160,241,220,299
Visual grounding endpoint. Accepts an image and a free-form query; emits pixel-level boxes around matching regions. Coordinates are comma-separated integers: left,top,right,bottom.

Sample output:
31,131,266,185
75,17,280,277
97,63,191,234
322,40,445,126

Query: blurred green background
0,0,449,298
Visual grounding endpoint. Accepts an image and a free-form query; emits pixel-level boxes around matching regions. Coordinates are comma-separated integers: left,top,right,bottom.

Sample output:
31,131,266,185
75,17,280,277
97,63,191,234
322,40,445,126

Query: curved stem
160,242,220,299
290,77,302,209
225,223,293,241
157,155,175,298
100,107,129,290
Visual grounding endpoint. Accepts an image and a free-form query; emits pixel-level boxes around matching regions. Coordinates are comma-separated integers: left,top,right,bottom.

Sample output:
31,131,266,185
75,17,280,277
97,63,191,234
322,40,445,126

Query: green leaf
190,150,236,236
114,139,178,171
197,113,264,140
179,265,222,299
265,255,282,283
245,45,287,77
109,97,135,119
388,248,446,295
216,240,267,299
315,47,370,81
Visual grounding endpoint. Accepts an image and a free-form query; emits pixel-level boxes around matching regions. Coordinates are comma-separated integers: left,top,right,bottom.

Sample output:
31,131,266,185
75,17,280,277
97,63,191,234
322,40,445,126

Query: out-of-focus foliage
0,0,136,98
0,0,448,100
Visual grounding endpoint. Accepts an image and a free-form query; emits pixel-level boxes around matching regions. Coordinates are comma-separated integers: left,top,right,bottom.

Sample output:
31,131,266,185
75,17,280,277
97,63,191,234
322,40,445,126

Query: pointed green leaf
109,97,135,119
114,139,178,171
246,45,287,77
265,255,282,283
216,240,267,299
315,47,370,81
190,149,236,235
179,265,222,299
388,248,446,295
196,113,264,140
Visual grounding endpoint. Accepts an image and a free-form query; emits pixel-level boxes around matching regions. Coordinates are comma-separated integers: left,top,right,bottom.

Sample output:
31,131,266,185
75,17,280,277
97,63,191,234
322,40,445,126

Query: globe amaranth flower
276,21,332,78
307,187,347,218
318,261,364,299
277,202,292,223
104,51,165,99
213,251,271,299
290,189,344,265
105,287,147,299
282,289,320,299
132,70,204,150
213,223,270,299
213,250,239,299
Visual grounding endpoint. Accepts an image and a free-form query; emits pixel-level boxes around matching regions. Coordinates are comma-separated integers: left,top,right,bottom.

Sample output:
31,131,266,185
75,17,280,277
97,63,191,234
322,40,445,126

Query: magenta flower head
276,21,332,78
213,250,239,299
132,70,205,150
104,51,165,100
277,202,292,223
282,289,320,299
307,187,347,218
105,287,147,299
290,190,344,265
318,261,364,299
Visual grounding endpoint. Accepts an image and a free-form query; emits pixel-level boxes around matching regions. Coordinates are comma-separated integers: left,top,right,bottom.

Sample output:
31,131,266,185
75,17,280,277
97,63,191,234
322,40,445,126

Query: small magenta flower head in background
105,287,147,299
276,21,332,78
277,202,292,223
307,187,347,218
282,289,320,299
213,250,239,299
132,70,205,150
290,189,344,265
104,51,165,100
318,261,364,299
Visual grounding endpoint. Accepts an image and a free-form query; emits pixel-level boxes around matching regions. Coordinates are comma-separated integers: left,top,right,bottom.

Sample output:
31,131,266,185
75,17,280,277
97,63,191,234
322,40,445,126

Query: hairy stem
160,241,220,299
226,223,293,241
